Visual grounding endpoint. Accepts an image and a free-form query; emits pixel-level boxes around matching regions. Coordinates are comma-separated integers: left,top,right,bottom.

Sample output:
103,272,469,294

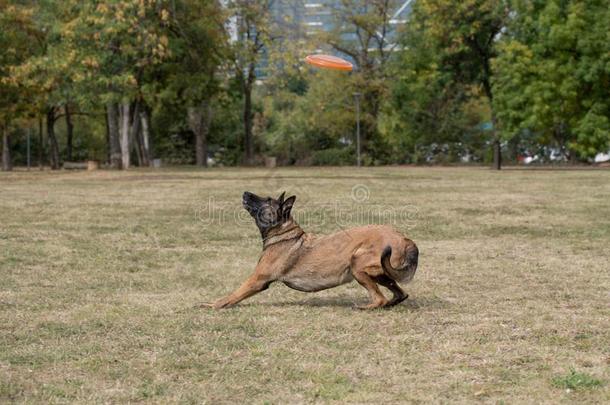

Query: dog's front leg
207,273,273,309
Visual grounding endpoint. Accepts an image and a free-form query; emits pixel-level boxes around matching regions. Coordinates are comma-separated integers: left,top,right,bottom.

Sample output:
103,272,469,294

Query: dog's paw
355,300,389,310
387,294,409,307
193,302,215,309
211,299,234,309
194,297,235,309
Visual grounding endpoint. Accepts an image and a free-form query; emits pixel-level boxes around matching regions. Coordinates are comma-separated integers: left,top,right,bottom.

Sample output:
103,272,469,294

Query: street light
353,92,361,167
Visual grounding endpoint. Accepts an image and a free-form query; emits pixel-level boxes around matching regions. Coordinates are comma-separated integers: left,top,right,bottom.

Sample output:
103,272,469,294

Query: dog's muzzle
242,192,258,213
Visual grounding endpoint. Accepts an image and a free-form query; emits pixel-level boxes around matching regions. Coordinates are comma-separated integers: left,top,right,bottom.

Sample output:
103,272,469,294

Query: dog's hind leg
352,266,389,309
375,274,408,307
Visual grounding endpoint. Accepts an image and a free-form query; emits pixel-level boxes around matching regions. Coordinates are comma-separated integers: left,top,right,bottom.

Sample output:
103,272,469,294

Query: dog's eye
260,209,273,222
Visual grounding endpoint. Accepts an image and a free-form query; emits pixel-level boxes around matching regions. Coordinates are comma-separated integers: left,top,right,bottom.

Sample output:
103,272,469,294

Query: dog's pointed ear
278,191,286,204
281,195,296,219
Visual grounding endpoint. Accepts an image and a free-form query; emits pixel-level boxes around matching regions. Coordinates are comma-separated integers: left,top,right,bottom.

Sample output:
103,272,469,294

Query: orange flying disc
305,54,353,71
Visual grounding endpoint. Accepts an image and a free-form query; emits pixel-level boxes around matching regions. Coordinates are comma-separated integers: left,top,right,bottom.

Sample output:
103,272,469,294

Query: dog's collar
263,225,304,250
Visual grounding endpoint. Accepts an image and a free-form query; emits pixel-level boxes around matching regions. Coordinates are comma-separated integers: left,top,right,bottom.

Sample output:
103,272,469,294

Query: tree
0,1,45,170
320,0,401,161
390,13,475,163
0,0,19,171
263,70,356,164
65,0,173,169
492,0,610,160
4,1,87,170
227,0,276,165
164,0,226,167
394,0,509,168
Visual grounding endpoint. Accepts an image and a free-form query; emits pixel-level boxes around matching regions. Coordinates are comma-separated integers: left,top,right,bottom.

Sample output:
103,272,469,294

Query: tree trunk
139,107,151,166
46,108,60,170
492,140,502,170
361,88,382,156
201,100,211,167
1,124,11,171
129,101,142,166
119,101,130,169
483,74,502,170
243,84,254,165
106,102,122,169
188,101,210,167
38,116,44,170
65,104,74,161
491,112,501,170
568,147,578,164
134,127,143,167
104,105,110,164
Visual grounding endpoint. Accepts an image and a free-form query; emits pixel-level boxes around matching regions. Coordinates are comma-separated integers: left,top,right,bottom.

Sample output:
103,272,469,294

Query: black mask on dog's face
242,191,296,237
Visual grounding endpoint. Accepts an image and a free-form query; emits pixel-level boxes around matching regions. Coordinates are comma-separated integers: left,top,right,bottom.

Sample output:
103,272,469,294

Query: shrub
311,148,355,166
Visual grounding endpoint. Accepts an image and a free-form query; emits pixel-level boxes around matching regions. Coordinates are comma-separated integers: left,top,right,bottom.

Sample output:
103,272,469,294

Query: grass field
1,166,609,403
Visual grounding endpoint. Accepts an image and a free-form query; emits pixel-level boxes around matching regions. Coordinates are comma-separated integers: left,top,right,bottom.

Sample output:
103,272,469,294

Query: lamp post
353,92,361,167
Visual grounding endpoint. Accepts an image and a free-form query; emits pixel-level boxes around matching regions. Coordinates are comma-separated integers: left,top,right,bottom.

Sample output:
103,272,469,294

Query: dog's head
242,191,296,237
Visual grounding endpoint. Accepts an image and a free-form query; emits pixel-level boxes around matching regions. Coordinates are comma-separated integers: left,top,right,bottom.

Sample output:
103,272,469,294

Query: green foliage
158,0,225,106
1,0,608,167
62,0,173,105
262,70,356,164
0,1,46,122
311,147,354,166
492,0,610,159
551,368,603,390
389,0,506,163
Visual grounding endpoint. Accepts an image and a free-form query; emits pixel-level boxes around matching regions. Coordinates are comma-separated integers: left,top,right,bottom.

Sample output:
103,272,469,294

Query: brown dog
205,191,419,309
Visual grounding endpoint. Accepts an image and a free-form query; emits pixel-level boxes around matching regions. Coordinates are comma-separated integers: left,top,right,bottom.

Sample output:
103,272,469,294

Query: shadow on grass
236,294,450,310
184,294,450,313
400,295,450,310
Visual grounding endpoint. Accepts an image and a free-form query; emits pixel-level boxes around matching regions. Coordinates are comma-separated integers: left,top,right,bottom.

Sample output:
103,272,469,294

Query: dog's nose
242,192,253,208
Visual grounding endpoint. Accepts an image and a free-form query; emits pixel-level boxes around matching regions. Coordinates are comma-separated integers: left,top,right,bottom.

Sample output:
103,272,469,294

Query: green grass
552,368,603,391
1,166,609,403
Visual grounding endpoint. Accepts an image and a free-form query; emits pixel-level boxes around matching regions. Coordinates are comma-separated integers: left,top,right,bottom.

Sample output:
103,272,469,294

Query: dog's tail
381,244,418,283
